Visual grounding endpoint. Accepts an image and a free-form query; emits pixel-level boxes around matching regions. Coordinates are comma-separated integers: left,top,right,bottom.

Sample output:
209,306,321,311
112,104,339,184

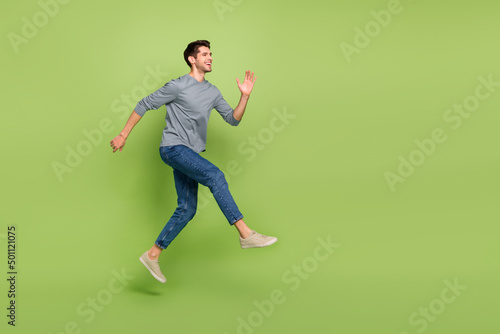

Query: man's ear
188,55,196,65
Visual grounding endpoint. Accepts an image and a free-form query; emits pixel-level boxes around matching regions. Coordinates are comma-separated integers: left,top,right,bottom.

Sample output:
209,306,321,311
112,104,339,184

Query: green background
2,0,499,333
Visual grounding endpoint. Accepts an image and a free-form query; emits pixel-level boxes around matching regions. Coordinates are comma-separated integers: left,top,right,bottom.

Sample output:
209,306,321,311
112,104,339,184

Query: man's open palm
236,71,256,96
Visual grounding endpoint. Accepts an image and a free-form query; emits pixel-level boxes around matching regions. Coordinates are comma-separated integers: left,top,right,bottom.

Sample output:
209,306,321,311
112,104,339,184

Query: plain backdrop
2,0,500,333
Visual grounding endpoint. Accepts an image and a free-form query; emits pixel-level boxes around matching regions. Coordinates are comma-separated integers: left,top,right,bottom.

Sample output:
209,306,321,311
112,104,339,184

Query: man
110,40,277,283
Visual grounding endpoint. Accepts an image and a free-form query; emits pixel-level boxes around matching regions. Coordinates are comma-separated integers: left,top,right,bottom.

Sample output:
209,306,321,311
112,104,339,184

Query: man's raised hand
236,71,256,96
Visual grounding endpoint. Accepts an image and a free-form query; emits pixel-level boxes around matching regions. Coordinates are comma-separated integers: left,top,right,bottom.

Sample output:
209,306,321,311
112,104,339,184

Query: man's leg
140,166,198,283
154,169,198,251
162,145,277,249
163,145,243,225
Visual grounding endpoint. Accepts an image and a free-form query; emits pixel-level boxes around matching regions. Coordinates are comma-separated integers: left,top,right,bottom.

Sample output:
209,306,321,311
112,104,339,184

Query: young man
110,40,277,283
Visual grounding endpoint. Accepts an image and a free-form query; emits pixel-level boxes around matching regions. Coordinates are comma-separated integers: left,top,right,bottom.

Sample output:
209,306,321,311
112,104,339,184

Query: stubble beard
195,62,212,74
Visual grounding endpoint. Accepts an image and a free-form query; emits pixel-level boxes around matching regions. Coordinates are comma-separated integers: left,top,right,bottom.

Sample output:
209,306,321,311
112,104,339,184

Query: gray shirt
134,74,240,153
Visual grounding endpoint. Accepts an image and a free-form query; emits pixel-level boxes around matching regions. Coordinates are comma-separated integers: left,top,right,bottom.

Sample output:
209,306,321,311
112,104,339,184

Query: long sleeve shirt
134,74,240,153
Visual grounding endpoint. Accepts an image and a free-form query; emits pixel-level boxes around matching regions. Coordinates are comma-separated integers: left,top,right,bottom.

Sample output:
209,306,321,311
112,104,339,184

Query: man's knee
186,204,197,220
184,198,197,219
213,168,227,185
175,205,196,223
203,167,226,188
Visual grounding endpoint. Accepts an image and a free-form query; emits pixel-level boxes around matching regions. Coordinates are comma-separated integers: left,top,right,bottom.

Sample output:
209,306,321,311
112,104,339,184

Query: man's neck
189,68,206,83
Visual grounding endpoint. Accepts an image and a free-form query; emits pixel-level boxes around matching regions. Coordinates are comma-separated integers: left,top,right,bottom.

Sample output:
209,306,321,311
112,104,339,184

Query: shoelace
253,232,269,240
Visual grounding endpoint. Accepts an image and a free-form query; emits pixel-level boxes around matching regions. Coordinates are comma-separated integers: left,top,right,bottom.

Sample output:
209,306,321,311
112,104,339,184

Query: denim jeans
155,145,243,249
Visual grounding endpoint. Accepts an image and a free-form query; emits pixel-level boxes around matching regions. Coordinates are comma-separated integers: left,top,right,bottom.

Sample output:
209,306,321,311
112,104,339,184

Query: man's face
192,46,212,73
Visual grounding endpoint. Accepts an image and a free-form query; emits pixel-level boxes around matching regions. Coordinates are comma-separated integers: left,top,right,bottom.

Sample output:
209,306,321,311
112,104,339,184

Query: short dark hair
184,40,211,68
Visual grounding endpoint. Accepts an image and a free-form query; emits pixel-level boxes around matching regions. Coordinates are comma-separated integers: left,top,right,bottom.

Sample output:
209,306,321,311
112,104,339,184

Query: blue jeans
155,145,243,249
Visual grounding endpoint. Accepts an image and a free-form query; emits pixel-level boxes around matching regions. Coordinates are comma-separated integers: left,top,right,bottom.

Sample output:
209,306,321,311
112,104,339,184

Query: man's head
184,40,212,73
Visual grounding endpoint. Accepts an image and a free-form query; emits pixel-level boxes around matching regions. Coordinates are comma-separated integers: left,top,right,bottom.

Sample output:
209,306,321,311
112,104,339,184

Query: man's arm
110,111,142,153
233,71,256,121
110,78,178,153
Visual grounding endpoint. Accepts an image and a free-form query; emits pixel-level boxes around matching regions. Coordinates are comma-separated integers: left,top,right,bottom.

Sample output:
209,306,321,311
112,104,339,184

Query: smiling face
190,46,213,73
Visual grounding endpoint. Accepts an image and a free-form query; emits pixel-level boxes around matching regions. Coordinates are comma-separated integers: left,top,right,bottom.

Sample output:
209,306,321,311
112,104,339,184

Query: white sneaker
139,251,167,283
240,230,278,249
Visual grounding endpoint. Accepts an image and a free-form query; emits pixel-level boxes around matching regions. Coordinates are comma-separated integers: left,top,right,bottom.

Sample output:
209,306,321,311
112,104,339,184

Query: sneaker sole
241,237,278,249
139,257,167,283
